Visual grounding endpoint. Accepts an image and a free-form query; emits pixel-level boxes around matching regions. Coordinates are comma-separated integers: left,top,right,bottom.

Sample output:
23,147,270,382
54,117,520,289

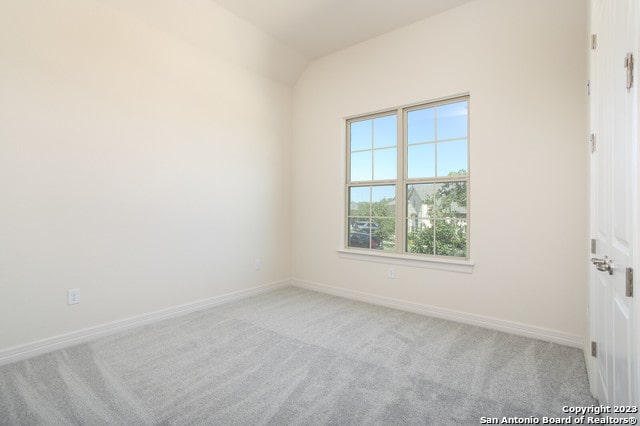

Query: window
346,96,469,259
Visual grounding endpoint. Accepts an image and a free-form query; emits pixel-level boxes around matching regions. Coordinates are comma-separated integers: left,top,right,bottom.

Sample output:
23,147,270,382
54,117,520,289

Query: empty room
0,0,638,424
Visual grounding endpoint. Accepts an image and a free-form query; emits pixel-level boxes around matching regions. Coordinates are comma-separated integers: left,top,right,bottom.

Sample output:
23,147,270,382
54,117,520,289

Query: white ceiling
210,0,475,59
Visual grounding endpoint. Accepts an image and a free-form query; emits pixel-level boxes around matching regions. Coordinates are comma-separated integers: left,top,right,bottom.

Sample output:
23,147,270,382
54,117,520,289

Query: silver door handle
591,256,614,275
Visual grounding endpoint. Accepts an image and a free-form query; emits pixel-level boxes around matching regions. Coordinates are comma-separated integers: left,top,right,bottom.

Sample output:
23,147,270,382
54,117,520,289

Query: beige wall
0,0,294,350
0,0,591,353
292,0,589,338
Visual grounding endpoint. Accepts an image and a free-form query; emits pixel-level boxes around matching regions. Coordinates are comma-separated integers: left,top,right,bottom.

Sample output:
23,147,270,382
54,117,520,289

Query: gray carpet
0,286,596,425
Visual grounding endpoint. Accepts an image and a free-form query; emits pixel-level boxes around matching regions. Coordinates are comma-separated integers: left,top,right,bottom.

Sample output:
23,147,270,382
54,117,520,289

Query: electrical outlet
387,268,395,279
68,288,80,305
255,259,262,270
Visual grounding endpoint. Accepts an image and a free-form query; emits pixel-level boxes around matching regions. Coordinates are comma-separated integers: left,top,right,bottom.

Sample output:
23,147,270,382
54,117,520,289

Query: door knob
591,256,613,275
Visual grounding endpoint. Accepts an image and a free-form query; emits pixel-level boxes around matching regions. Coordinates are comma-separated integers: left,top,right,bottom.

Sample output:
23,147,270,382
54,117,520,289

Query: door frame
635,5,640,402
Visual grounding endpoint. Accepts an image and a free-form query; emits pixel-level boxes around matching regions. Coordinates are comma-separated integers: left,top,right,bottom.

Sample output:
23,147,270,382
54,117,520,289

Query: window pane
437,101,467,140
406,183,435,220
372,185,396,218
349,217,373,250
434,219,467,257
434,181,467,218
406,219,434,255
408,108,435,144
349,217,369,232
349,217,382,250
348,185,395,251
437,139,467,177
373,148,397,180
407,144,435,179
348,231,384,250
373,115,397,148
350,120,372,151
350,151,372,181
349,186,370,216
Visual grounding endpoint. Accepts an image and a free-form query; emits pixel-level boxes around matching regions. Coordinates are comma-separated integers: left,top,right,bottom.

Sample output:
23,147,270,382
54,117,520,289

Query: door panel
594,273,609,401
613,295,631,403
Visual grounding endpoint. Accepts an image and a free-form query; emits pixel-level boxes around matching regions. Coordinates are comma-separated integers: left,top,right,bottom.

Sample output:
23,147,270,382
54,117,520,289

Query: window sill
336,249,474,274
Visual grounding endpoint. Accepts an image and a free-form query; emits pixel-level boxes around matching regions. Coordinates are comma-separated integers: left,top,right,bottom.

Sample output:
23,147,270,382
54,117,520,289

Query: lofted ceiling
210,0,476,59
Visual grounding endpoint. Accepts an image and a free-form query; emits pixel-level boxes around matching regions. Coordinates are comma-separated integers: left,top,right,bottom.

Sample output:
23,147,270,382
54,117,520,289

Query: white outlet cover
68,288,81,305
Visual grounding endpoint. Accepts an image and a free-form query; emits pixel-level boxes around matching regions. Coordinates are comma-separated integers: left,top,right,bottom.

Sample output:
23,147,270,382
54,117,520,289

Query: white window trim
343,94,471,270
336,248,474,273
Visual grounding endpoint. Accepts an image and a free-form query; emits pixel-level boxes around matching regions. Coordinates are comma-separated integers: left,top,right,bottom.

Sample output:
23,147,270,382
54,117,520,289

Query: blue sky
350,100,468,203
349,185,396,208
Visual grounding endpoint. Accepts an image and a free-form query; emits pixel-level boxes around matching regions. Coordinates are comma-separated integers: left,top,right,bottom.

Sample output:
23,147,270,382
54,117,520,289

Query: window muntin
346,96,469,259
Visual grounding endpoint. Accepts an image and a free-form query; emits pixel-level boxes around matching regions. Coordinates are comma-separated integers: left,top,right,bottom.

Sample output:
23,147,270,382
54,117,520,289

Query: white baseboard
1,278,585,367
0,280,290,366
292,279,584,348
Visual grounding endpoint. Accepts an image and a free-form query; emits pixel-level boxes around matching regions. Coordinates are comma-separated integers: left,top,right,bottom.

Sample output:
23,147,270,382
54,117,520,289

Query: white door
589,0,638,406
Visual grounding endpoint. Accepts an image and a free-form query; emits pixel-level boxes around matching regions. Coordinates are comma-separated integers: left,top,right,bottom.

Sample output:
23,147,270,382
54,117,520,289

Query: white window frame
340,94,473,273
